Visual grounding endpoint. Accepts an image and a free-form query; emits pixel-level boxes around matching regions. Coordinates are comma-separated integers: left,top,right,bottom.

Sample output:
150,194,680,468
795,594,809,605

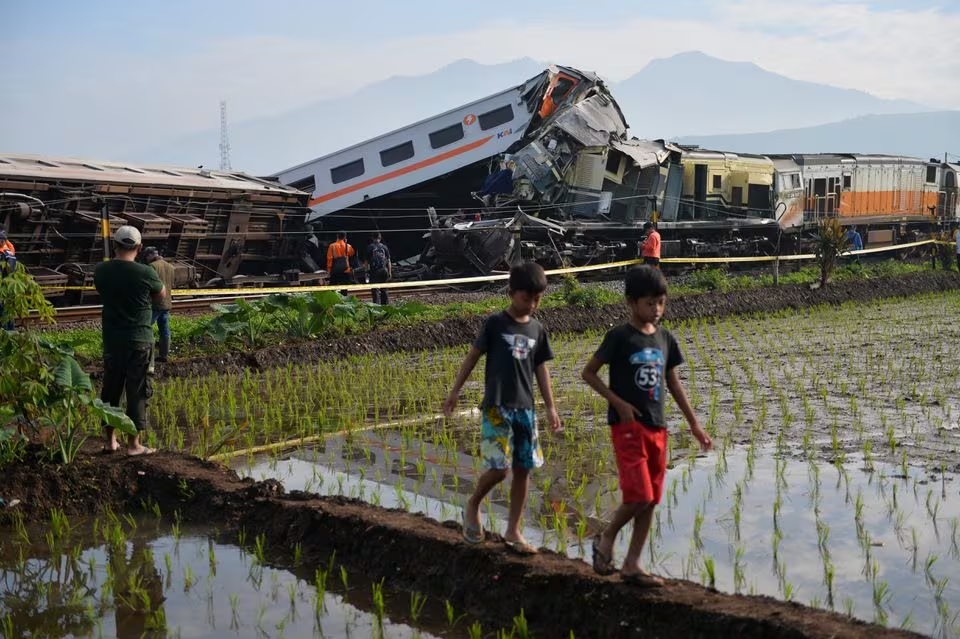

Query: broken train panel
0,154,310,300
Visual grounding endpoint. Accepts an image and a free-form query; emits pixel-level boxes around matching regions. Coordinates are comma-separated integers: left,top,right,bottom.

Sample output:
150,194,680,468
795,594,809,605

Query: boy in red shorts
581,265,712,586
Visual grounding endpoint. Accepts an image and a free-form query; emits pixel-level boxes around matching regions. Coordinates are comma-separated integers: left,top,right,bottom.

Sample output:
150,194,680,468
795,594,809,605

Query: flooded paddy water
0,512,478,638
4,288,960,637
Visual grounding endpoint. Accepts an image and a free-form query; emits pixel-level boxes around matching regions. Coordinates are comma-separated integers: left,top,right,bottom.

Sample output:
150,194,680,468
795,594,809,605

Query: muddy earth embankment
0,447,925,639
150,271,960,380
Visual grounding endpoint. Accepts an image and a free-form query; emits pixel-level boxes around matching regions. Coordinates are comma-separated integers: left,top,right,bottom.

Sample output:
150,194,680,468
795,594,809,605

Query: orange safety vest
326,239,354,272
0,240,14,256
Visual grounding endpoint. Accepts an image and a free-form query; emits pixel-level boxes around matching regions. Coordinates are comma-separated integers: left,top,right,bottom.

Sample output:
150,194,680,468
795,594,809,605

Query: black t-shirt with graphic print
474,311,554,410
594,323,684,428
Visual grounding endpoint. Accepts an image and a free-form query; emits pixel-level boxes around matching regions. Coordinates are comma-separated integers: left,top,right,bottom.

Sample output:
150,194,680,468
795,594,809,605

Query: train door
694,164,708,219
659,163,683,221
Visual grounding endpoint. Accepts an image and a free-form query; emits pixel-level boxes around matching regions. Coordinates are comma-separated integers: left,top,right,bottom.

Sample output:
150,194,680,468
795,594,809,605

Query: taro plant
0,274,135,463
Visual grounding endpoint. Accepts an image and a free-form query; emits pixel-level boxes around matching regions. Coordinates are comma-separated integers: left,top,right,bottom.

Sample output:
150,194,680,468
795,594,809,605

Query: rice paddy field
3,289,960,637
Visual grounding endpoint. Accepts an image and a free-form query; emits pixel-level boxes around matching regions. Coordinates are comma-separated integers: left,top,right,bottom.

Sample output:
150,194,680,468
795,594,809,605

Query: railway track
21,284,468,326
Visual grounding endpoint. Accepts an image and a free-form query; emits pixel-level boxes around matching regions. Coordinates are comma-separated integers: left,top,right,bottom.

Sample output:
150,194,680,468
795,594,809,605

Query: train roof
766,153,931,165
0,153,307,196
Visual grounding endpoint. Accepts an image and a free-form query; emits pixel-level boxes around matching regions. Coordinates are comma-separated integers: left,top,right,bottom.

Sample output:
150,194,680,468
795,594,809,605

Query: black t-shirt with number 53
594,323,684,428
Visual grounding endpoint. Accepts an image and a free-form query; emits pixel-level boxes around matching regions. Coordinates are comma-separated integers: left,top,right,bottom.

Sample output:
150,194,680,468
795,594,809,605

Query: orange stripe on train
308,136,495,207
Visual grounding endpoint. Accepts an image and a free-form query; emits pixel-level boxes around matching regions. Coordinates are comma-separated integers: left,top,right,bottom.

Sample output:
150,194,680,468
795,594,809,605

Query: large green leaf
52,356,92,392
83,397,137,436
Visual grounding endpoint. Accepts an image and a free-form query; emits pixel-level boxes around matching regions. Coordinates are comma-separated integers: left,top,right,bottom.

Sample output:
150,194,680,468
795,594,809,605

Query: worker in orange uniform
0,230,14,258
326,231,356,293
640,221,661,268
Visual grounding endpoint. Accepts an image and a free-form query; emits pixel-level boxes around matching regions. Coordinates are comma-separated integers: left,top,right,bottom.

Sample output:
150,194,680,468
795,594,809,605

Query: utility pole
219,100,232,171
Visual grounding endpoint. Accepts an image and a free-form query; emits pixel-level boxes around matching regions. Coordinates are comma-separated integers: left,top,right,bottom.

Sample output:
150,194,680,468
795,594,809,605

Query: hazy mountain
674,111,959,160
127,58,546,174
617,51,930,139
126,52,939,175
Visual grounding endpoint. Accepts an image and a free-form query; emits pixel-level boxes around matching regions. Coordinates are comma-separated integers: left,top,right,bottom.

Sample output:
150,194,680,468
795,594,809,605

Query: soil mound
0,445,924,639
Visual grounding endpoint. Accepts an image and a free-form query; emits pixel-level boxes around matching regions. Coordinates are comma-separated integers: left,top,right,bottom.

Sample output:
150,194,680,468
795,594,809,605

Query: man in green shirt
94,226,165,455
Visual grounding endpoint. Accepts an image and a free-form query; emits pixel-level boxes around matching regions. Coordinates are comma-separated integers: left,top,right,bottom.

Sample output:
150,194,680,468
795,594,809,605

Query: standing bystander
640,222,661,268
326,231,356,295
94,226,165,455
0,231,16,330
365,233,392,305
955,228,960,272
143,247,175,363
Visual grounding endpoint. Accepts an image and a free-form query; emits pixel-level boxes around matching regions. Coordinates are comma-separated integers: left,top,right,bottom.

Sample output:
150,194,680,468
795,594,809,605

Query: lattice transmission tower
219,100,232,171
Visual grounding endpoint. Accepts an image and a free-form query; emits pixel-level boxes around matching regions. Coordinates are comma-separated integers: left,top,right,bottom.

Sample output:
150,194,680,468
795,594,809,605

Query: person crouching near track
581,265,711,586
94,226,165,456
442,262,562,556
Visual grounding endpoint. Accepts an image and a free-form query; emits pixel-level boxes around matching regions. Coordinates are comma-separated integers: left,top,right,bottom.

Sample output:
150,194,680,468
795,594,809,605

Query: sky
1,0,958,162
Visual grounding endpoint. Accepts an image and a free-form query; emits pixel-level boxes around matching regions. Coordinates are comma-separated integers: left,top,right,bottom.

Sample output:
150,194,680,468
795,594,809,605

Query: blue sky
2,0,958,161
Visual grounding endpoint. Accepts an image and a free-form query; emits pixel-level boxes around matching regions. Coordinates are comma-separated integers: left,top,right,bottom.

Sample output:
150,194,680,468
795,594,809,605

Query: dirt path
138,271,960,381
0,445,924,639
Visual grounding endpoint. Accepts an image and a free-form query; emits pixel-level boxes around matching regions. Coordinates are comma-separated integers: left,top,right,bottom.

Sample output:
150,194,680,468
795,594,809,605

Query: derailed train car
275,63,959,275
0,155,312,301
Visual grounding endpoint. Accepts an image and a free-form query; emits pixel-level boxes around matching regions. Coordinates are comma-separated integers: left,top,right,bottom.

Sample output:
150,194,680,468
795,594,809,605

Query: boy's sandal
461,508,483,544
591,533,616,576
504,539,538,556
620,571,665,588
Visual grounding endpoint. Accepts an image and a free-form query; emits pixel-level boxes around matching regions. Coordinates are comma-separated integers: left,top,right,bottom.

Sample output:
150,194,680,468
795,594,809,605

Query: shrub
689,268,731,292
559,275,608,309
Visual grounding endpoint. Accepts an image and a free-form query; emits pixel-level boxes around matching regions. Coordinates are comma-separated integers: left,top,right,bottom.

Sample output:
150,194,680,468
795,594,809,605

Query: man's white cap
113,225,142,248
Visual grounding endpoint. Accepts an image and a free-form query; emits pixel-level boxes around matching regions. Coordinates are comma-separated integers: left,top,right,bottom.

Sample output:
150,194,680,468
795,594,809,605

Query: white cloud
1,0,957,160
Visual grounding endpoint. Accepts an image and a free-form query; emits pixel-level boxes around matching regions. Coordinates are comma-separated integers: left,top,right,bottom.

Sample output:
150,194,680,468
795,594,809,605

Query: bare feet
620,570,665,588
126,446,157,456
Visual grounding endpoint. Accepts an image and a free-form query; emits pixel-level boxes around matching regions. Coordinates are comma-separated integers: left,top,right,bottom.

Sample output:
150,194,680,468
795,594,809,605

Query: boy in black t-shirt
581,266,712,586
443,262,562,555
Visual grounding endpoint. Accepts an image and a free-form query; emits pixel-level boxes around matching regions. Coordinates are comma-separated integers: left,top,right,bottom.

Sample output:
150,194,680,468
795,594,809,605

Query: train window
290,175,316,193
330,159,365,184
380,141,415,167
926,166,937,183
790,174,801,189
478,105,514,131
842,174,851,189
429,123,464,149
712,175,721,189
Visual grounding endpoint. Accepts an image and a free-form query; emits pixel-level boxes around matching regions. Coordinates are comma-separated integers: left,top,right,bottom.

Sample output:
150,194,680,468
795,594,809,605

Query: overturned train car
0,155,312,301
274,65,959,275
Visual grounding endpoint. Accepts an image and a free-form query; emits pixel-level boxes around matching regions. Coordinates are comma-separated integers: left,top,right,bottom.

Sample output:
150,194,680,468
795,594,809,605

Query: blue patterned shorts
480,406,543,470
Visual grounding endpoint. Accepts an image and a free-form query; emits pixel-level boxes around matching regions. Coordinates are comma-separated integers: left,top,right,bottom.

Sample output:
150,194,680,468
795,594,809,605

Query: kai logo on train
497,128,514,139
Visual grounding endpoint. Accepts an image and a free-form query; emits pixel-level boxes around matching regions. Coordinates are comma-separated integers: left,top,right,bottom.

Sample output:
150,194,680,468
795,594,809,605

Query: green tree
813,218,849,287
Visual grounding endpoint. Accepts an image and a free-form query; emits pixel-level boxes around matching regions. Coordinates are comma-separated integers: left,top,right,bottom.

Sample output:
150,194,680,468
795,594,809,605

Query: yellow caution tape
39,238,942,295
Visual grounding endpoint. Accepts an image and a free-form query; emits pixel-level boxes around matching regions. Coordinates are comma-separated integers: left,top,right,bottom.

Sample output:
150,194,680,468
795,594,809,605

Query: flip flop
504,539,538,556
620,571,665,588
99,446,120,455
461,507,483,544
126,447,157,457
591,533,616,576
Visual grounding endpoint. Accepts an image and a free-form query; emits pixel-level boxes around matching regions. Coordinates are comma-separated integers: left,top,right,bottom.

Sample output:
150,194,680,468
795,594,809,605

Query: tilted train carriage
0,155,313,301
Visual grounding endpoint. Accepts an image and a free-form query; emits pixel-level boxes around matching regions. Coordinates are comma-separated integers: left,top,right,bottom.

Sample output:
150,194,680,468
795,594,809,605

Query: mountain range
125,53,954,174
